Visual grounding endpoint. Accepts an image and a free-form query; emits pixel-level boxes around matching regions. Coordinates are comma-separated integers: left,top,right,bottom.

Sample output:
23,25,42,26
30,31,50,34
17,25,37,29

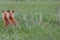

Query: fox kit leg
11,19,18,26
4,21,9,26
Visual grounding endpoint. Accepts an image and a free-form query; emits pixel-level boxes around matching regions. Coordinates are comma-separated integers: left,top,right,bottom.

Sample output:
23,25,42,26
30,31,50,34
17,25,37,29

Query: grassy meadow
0,1,60,40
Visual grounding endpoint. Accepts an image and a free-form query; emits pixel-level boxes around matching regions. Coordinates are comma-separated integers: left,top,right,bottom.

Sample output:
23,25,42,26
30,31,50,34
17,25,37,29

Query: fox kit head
2,10,9,20
7,10,14,18
10,10,14,17
2,10,5,20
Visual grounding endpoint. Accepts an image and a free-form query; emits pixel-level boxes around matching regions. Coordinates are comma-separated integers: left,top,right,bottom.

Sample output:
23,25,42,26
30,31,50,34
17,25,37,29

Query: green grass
0,1,60,40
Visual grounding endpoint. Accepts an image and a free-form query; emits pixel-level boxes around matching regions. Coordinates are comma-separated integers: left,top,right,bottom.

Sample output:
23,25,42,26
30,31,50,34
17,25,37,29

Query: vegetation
0,1,60,40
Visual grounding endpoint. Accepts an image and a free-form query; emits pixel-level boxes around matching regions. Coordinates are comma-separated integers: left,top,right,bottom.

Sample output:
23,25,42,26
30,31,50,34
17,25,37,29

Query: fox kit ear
7,10,10,12
12,10,14,13
2,10,4,13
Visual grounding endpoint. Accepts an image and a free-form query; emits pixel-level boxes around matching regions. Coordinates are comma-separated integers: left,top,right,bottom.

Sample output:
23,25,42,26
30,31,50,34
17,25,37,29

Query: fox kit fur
2,10,18,27
2,10,9,26
7,10,18,26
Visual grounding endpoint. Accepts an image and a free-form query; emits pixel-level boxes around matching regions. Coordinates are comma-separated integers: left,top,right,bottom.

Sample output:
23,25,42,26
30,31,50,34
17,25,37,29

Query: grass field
0,1,60,40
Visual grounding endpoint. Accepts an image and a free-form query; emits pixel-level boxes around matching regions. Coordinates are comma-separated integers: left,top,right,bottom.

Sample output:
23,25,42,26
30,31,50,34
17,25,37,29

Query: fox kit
7,10,18,26
2,10,9,26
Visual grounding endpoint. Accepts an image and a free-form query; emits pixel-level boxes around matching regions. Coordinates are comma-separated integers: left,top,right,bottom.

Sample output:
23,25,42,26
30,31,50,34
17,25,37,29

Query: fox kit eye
2,10,4,13
7,10,10,12
12,10,14,13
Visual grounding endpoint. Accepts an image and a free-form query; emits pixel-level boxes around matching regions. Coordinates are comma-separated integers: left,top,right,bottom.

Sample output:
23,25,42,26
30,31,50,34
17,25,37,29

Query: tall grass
0,1,60,40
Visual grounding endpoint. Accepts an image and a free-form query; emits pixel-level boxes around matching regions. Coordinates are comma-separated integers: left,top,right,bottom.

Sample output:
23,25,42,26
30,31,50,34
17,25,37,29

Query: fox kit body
2,10,9,26
7,10,18,26
2,10,18,27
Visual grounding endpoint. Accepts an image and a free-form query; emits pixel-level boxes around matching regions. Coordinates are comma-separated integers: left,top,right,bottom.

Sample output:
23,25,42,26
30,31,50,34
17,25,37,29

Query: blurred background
0,0,60,40
0,0,60,1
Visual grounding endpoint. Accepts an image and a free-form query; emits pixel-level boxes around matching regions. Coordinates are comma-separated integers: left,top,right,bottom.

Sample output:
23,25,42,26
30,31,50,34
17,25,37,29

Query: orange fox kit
2,10,18,26
2,10,9,26
7,10,18,26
